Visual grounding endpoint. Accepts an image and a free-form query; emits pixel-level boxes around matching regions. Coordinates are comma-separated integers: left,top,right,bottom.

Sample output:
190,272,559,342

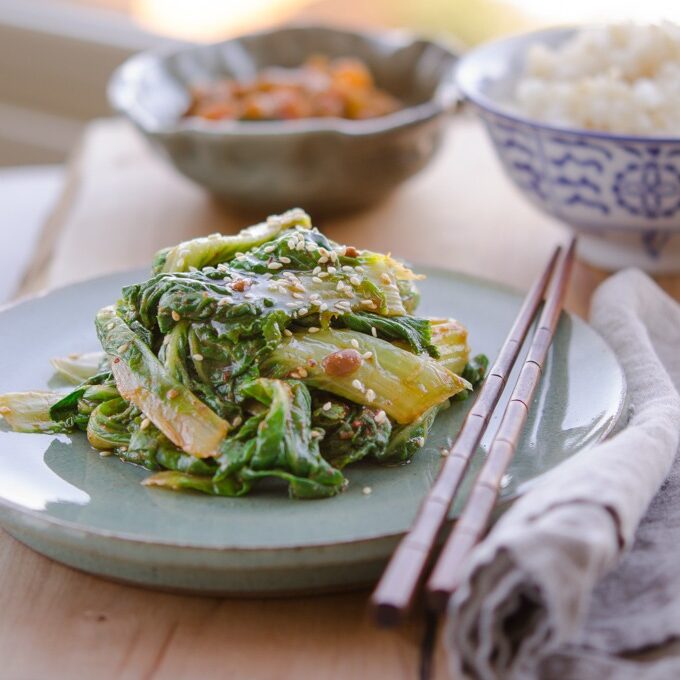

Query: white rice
514,23,680,135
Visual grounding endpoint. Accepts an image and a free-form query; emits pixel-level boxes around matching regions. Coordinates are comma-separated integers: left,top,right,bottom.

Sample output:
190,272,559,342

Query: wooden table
6,115,680,679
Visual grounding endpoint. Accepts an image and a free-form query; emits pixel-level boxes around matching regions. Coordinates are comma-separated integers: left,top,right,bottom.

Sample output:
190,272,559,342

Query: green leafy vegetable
0,209,486,499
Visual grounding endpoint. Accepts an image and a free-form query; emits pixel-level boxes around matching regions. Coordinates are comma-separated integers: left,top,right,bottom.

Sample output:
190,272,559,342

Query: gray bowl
108,25,459,214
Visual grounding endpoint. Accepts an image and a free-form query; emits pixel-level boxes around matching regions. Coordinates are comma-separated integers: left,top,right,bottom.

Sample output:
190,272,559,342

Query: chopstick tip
370,600,405,628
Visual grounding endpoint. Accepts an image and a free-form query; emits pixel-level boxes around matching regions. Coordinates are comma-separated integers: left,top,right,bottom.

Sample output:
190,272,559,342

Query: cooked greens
0,209,486,499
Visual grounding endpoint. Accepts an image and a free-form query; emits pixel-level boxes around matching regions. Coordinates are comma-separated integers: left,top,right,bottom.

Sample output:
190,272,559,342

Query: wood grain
9,113,680,679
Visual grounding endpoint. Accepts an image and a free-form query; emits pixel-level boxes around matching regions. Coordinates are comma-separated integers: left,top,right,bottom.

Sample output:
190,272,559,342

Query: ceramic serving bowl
457,26,680,272
108,25,459,215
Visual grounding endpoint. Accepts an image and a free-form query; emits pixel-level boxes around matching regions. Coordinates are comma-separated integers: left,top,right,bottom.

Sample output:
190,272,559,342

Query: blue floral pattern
479,110,680,259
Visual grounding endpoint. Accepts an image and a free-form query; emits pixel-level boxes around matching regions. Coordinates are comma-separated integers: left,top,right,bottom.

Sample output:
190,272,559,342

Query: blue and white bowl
457,26,680,272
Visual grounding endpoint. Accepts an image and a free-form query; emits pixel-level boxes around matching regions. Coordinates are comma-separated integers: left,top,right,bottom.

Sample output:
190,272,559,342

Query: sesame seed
292,292,305,300
320,303,329,312
362,486,372,495
296,241,306,252
318,256,329,264
117,343,129,353
279,256,291,264
232,415,243,427
318,247,330,256
336,281,345,292
371,327,377,337
375,410,387,424
355,266,364,272
330,251,339,262
284,329,293,337
263,245,276,253
350,276,361,286
327,266,337,274
352,379,365,392
308,327,320,334
416,437,425,447
298,307,309,316
322,401,332,411
99,450,113,457
171,311,181,322
286,302,297,307
341,265,352,272
311,430,322,438
192,353,204,361
297,367,308,378
312,276,323,284
306,243,318,253
350,339,359,349
318,271,329,278
167,389,179,399
140,418,151,430
268,283,279,292
365,388,376,403
107,322,115,330
268,262,283,270
380,273,392,285
440,448,450,457
235,253,246,261
287,240,296,249
313,266,321,275
363,351,373,360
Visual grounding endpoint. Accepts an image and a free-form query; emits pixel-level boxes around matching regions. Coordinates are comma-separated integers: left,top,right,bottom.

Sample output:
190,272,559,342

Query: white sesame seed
297,367,308,378
298,307,309,316
322,401,332,411
171,311,181,322
350,276,361,286
313,266,321,275
311,430,322,438
308,327,320,334
330,251,339,262
292,292,305,300
327,266,337,274
365,388,376,403
352,379,365,392
416,437,425,447
306,243,318,253
362,486,372,495
318,271,329,278
232,415,243,427
380,273,392,285
318,256,329,264
319,247,330,256
235,253,246,261
312,276,323,284
336,281,345,292
320,303,329,312
350,339,360,349
440,447,450,457
263,244,276,253
363,351,373,360
117,343,129,353
355,266,364,272
99,450,113,457
192,353,204,361
107,322,115,330
279,256,291,264
287,240,296,249
342,265,353,272
284,329,293,337
268,262,283,270
140,417,151,430
286,302,297,307
371,326,377,337
375,410,387,424
296,241,306,252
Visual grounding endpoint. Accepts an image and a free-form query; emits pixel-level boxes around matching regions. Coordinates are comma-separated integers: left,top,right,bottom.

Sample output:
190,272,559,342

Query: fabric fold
446,270,680,679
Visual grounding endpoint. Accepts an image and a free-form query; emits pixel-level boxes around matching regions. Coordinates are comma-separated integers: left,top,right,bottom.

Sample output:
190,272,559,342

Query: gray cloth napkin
445,270,680,680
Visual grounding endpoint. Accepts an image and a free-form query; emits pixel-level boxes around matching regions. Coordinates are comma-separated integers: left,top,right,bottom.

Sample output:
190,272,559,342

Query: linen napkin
445,269,680,679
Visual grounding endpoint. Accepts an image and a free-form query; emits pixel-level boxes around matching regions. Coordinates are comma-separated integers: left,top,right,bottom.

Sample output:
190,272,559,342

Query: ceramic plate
0,267,626,595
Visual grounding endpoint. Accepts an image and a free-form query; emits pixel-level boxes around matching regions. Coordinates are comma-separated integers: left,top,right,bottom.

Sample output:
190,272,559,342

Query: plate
0,267,626,594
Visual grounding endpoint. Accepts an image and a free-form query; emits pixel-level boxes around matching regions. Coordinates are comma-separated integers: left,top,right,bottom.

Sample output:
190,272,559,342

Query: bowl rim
456,24,680,144
109,23,460,138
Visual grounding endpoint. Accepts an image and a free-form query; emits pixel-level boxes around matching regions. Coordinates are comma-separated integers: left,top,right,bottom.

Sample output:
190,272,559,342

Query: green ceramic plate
0,267,625,595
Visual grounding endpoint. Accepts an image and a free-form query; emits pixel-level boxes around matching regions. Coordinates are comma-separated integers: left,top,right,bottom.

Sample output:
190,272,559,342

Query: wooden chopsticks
426,238,576,611
371,242,569,627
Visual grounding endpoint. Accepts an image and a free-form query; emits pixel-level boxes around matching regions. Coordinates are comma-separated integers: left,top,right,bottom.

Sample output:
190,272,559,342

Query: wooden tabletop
6,114,680,679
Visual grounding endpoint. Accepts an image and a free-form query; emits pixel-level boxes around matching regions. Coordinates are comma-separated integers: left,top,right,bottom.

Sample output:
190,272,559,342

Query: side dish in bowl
457,23,680,272
109,26,459,214
0,209,486,500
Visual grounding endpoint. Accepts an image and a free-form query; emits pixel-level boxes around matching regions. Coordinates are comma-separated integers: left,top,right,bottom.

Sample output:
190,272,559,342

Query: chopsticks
426,238,576,611
370,240,575,626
